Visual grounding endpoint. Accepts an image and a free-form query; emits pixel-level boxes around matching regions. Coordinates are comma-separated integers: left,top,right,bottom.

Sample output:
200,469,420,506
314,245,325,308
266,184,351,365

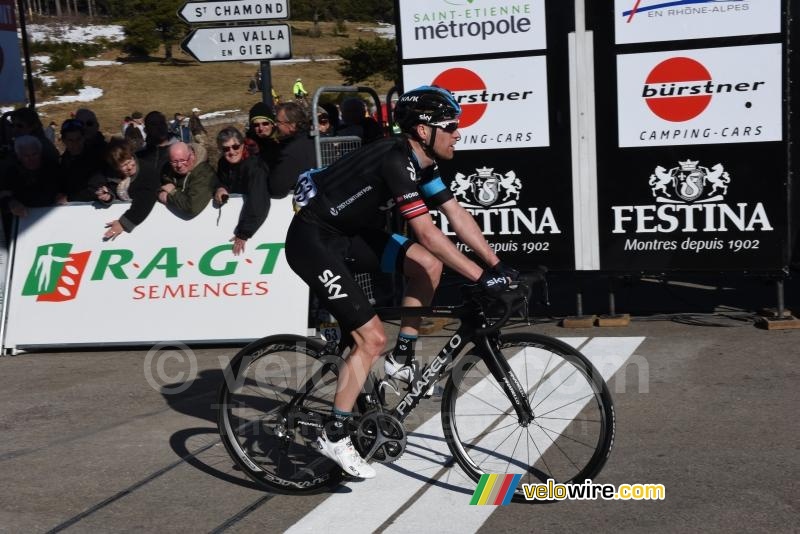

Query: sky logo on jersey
470,474,522,505
623,0,747,22
21,243,92,302
641,56,765,122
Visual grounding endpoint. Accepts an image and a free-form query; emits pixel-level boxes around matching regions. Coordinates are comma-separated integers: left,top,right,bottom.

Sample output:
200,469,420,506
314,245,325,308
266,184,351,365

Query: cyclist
293,77,308,100
285,86,517,478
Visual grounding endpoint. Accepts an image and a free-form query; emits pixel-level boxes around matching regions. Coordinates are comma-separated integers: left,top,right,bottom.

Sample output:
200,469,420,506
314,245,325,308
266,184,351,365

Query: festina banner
3,198,308,348
436,149,575,270
0,0,25,105
402,56,551,151
613,0,781,45
397,0,547,60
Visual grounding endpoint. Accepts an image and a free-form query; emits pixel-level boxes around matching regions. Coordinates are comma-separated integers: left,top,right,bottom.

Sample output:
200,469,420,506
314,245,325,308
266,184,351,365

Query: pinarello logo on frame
432,68,487,128
643,57,712,122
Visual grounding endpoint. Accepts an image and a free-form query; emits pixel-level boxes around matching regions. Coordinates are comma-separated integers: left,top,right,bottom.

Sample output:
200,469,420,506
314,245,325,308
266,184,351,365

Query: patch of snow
357,23,395,39
83,60,122,67
245,57,341,66
30,55,51,64
38,86,103,108
25,24,124,43
39,74,57,86
199,109,241,120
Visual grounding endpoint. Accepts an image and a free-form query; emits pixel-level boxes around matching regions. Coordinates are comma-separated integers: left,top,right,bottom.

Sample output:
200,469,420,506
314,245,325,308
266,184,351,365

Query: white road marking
285,337,644,534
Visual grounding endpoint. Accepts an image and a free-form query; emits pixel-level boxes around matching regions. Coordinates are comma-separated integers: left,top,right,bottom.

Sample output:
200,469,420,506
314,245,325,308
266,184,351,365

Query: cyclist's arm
438,198,500,269
407,213,483,281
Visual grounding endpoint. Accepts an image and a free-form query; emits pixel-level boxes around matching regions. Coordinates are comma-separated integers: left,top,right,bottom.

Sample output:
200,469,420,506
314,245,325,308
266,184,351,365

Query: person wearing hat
189,108,208,146
293,77,308,99
245,101,278,164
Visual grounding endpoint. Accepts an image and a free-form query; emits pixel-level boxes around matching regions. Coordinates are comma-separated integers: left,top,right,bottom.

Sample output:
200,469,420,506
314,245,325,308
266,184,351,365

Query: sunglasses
222,144,242,153
431,120,459,133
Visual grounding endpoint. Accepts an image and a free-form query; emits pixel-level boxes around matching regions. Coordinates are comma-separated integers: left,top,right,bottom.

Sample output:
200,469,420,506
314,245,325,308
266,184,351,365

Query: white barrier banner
403,55,550,151
398,0,546,60
4,198,308,348
614,0,781,45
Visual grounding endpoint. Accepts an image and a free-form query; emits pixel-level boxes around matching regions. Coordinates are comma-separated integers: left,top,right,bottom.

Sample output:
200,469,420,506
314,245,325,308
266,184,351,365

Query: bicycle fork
475,334,535,426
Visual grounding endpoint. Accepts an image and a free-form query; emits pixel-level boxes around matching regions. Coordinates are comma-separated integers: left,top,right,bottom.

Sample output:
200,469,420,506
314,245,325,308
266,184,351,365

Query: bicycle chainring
352,410,406,464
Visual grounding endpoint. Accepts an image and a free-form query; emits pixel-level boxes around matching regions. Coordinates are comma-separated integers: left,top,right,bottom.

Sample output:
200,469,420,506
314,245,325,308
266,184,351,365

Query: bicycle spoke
535,422,598,450
529,350,554,407
535,392,595,419
531,368,579,412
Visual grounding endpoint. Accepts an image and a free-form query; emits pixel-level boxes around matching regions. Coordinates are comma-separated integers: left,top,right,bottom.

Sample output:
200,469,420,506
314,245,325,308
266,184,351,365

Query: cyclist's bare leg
334,315,386,412
398,243,443,336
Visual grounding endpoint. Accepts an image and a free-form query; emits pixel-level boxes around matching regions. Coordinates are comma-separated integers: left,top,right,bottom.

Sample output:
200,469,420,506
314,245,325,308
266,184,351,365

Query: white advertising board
3,198,308,348
616,44,783,148
398,0,546,60
0,0,25,105
614,0,781,45
403,55,550,151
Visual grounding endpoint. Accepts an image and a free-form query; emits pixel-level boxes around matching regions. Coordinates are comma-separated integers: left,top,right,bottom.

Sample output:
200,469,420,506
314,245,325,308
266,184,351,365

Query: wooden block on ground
597,314,631,327
419,317,452,335
562,315,596,329
759,307,793,318
757,316,800,330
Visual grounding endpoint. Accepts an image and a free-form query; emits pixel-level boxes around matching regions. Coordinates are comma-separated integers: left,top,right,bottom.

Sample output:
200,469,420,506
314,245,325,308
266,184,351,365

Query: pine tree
120,0,186,59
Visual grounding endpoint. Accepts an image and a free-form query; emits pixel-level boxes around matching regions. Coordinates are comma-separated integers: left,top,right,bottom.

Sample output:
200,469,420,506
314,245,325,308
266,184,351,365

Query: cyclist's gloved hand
490,260,519,283
478,269,513,296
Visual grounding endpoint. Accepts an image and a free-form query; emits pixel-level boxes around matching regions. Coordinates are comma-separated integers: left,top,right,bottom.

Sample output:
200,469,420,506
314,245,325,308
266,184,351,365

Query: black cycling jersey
296,137,453,234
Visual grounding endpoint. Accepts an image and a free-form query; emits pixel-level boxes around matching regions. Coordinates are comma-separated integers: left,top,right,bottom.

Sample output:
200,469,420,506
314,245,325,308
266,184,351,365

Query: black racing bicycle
217,275,615,502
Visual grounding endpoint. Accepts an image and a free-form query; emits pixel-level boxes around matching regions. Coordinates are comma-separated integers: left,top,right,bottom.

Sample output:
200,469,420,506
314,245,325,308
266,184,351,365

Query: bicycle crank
353,410,406,464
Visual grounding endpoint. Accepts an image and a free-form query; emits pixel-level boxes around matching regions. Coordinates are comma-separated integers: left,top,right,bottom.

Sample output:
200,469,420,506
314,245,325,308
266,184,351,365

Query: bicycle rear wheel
442,333,614,499
217,335,343,493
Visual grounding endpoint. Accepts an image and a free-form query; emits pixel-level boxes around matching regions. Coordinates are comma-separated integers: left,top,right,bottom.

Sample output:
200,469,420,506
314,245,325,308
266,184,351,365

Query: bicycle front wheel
217,335,343,493
442,333,614,498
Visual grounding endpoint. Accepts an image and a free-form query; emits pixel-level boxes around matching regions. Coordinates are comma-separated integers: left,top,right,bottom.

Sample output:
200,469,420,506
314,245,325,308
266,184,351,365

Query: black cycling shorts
285,214,413,333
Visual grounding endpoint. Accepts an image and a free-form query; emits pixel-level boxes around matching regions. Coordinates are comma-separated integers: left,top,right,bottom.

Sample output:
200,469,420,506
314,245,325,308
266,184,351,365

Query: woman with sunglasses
215,127,271,256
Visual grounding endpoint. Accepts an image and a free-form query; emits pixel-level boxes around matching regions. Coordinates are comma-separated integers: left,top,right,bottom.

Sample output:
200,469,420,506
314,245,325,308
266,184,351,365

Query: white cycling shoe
384,354,415,383
317,432,376,479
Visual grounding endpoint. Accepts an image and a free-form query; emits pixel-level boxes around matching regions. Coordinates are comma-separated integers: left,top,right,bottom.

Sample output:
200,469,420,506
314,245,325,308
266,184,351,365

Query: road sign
178,0,289,24
181,24,291,62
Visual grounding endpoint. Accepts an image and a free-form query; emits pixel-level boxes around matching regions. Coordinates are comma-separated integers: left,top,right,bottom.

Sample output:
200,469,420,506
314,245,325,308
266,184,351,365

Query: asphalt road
0,319,798,533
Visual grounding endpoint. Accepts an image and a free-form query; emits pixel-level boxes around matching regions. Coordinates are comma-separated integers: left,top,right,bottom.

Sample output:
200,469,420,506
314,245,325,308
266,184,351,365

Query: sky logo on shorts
470,474,522,505
318,269,349,300
21,243,92,302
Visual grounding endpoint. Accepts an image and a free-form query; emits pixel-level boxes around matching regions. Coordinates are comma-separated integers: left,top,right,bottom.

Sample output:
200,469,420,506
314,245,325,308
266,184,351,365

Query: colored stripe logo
469,474,522,505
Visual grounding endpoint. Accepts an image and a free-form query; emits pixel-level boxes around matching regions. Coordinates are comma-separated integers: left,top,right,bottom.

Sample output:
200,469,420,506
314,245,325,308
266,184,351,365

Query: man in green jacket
293,77,308,99
158,142,215,217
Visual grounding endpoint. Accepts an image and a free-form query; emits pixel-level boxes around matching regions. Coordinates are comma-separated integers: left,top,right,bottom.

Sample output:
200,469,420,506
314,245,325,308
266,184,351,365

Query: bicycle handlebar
467,267,548,335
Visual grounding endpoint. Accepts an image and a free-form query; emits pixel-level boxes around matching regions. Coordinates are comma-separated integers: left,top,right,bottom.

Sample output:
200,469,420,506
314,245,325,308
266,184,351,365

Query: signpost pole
260,59,273,108
15,0,35,108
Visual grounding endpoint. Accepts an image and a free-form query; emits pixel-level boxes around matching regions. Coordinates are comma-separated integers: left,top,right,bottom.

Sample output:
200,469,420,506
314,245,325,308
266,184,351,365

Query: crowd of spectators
0,98,387,248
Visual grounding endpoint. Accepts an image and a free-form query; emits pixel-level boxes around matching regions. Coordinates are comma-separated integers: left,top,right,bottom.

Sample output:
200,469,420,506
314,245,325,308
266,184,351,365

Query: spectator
245,101,278,160
121,115,132,136
315,107,333,136
272,87,281,105
44,121,56,144
169,112,192,142
320,102,340,133
293,77,307,99
124,111,145,151
75,108,107,158
189,108,208,146
9,107,60,164
248,76,258,94
215,127,271,255
98,138,161,240
271,102,316,198
0,136,59,218
336,97,383,144
57,118,101,203
158,142,215,217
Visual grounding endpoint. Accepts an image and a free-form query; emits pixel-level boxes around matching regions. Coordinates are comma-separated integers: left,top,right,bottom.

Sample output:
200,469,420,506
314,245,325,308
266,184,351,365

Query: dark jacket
216,153,271,240
59,149,103,202
0,160,59,209
269,131,315,198
115,144,171,232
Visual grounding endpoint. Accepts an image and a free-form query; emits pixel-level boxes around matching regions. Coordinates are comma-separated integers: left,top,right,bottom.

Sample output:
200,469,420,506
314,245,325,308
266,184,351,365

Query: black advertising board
395,0,577,270
590,0,791,273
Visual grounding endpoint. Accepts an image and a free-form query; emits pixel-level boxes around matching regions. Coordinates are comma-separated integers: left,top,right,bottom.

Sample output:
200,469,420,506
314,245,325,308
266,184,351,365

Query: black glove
478,269,512,296
490,260,519,282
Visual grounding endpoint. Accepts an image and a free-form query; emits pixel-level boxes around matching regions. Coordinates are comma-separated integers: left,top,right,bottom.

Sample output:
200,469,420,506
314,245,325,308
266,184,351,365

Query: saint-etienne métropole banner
591,0,790,272
3,198,307,349
396,0,577,270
